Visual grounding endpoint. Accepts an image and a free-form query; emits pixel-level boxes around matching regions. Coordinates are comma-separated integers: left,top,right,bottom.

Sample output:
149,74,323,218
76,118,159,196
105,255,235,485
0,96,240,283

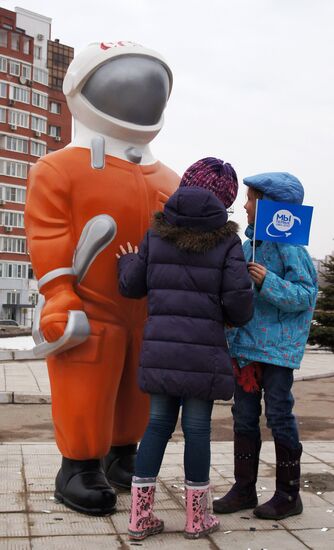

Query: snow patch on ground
0,336,34,350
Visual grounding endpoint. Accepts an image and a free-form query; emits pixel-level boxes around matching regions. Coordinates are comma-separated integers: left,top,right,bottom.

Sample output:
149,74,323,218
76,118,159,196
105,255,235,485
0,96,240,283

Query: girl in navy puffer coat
117,158,253,541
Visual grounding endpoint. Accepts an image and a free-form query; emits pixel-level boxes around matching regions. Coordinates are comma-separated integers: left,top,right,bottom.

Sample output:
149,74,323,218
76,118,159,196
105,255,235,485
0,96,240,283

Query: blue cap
243,172,304,204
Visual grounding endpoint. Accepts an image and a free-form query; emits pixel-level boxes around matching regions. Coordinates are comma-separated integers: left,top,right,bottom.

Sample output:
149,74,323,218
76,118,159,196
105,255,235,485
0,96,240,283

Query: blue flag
254,200,313,245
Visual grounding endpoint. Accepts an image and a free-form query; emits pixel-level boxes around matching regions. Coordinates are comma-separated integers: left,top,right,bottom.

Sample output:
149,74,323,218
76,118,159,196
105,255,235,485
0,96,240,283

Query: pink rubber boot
128,477,164,540
184,481,220,539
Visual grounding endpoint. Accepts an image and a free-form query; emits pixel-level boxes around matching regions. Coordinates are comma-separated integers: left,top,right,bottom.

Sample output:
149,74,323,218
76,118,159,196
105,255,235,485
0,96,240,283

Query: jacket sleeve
221,235,254,326
25,158,74,279
118,232,149,299
259,245,318,313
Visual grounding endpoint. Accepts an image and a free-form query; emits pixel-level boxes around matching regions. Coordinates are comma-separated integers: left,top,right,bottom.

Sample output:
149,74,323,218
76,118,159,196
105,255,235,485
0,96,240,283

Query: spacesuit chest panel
66,149,178,305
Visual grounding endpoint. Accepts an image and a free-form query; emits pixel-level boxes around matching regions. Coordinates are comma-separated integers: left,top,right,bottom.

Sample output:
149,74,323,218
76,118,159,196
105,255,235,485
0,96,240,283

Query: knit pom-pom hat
179,157,238,208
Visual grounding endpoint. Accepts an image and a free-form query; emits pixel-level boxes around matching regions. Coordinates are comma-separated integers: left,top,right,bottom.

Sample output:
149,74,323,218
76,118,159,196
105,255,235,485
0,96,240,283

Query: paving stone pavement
0,361,50,404
0,350,333,405
0,440,334,549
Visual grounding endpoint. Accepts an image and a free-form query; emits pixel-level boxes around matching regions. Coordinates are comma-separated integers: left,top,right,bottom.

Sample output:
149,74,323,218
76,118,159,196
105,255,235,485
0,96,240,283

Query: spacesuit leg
104,326,150,489
48,318,128,514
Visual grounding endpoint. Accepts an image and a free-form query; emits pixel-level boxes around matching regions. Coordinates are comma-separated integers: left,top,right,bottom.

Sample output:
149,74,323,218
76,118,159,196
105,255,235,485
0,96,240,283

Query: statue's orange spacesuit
24,41,179,516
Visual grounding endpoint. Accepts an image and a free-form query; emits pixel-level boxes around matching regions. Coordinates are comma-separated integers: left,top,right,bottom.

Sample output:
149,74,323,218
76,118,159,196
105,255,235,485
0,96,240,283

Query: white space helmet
63,41,173,144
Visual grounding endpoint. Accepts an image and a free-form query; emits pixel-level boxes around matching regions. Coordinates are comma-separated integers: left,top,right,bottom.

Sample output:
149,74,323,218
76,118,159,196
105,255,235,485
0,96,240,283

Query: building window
30,140,46,157
0,158,28,179
32,91,48,110
31,115,46,134
0,30,8,47
33,67,48,85
1,237,26,254
7,291,21,305
29,292,38,306
1,210,25,228
6,291,20,305
34,45,42,60
21,64,32,80
49,125,61,138
11,33,20,51
23,38,30,55
50,101,61,114
1,210,24,228
0,262,28,279
0,185,26,203
5,136,29,154
52,52,69,66
0,56,7,73
9,85,30,104
8,109,29,129
9,61,20,77
0,82,7,98
51,76,63,90
0,107,6,123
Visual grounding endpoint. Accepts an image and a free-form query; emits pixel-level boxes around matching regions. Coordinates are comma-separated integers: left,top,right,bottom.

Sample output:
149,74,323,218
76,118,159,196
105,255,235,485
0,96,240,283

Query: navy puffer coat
118,187,254,401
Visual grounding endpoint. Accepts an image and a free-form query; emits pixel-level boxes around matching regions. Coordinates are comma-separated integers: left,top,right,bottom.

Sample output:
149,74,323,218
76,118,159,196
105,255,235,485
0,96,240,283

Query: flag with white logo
254,200,313,245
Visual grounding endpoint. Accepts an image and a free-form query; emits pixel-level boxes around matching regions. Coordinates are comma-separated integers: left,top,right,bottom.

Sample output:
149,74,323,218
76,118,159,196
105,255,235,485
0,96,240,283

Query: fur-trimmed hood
163,187,228,231
151,186,239,253
152,211,239,253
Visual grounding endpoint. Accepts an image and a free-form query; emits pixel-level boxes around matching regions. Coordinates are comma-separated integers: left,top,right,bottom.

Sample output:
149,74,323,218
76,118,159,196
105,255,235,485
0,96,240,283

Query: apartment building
0,7,73,326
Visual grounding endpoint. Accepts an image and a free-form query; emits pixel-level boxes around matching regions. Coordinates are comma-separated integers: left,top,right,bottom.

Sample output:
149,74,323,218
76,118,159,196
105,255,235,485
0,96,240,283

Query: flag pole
252,199,259,263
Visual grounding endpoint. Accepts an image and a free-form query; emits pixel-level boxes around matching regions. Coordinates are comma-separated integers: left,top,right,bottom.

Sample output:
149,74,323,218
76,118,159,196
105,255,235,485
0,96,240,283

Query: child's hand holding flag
248,262,267,287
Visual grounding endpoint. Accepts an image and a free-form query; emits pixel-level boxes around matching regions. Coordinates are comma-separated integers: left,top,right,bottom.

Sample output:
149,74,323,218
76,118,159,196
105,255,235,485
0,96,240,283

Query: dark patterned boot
213,434,261,514
254,440,303,520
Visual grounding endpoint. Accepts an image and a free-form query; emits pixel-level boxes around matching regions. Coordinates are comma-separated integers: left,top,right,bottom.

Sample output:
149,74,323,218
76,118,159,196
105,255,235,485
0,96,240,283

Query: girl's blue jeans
232,363,300,449
135,394,213,482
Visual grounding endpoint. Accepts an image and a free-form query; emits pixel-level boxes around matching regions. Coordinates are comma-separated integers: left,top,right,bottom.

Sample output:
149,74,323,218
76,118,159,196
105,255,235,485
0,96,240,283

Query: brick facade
0,7,73,325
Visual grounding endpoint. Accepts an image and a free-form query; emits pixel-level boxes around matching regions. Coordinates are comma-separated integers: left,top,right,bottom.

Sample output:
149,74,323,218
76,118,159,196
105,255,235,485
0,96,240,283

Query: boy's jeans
135,394,213,482
232,363,300,449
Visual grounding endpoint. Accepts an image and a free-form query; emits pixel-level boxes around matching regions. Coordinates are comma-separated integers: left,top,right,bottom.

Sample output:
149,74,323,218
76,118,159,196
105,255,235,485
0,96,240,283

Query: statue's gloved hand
40,275,84,342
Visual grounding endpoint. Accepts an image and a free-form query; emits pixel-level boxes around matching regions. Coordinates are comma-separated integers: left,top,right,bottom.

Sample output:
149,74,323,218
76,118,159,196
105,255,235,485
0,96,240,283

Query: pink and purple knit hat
180,157,238,208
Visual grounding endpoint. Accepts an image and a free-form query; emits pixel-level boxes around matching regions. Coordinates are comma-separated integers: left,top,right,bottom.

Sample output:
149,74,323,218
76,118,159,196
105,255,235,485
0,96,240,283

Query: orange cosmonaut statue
24,41,179,515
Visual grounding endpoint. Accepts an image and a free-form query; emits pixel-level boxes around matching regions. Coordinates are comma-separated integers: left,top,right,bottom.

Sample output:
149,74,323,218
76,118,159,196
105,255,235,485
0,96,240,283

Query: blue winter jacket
228,225,318,369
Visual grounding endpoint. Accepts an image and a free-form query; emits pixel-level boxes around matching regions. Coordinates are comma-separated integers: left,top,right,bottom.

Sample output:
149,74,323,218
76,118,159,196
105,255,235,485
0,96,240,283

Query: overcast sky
3,0,334,258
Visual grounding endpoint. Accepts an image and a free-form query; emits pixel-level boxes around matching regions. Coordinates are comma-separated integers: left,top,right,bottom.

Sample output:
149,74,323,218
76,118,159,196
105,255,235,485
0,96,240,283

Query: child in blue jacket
213,172,318,521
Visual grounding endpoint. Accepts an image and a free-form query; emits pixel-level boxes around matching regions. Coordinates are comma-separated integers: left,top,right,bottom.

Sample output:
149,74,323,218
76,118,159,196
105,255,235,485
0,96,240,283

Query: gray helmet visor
81,54,171,126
